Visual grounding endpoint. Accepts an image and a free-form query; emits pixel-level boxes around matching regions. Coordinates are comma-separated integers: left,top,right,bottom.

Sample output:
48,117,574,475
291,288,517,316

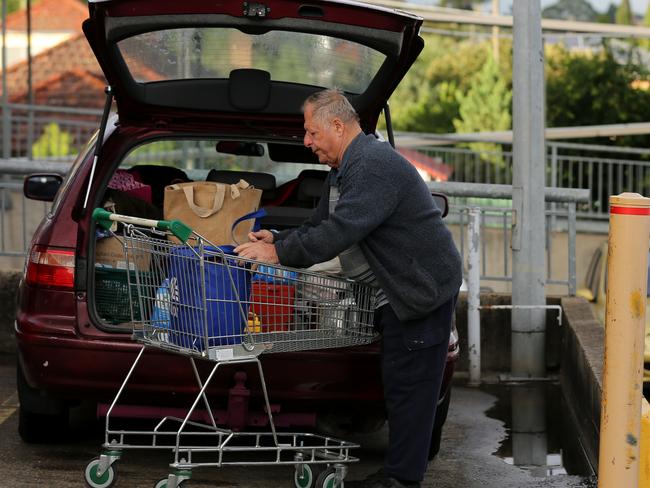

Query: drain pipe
598,193,650,488
467,208,481,386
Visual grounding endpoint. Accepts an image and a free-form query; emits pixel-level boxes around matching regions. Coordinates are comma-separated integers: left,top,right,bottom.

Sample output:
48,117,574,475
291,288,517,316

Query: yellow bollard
599,193,650,488
640,398,650,486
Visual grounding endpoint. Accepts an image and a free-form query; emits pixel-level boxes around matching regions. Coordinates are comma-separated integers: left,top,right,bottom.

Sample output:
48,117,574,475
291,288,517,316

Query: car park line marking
0,392,19,426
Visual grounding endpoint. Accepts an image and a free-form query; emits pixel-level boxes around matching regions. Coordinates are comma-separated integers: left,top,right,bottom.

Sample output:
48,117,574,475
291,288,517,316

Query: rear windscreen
117,27,386,94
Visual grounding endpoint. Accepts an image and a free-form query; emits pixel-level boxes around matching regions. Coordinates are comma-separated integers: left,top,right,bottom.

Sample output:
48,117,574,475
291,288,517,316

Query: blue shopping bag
165,209,266,350
168,245,252,350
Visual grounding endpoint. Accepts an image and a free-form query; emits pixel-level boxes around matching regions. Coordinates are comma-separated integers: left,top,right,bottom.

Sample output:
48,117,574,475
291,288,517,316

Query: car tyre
428,385,452,461
16,359,69,443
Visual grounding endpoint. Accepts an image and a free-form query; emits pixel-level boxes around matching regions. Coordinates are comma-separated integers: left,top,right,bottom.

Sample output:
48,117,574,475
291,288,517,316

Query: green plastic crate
95,267,153,324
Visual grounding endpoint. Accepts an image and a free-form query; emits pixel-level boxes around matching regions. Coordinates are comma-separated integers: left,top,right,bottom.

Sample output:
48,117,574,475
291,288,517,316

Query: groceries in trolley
92,208,378,356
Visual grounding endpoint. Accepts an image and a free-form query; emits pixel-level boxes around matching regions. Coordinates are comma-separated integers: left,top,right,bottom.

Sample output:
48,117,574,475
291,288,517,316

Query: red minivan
17,0,459,462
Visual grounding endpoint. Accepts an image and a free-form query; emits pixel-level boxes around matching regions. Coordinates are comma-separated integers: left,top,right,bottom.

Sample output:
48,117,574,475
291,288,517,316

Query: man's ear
332,118,345,135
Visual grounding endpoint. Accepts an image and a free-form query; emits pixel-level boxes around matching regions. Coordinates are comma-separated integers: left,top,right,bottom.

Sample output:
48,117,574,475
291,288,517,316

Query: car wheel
428,385,452,461
16,359,69,443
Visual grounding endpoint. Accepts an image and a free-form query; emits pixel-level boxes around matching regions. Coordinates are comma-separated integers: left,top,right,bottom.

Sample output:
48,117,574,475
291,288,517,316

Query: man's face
303,104,341,168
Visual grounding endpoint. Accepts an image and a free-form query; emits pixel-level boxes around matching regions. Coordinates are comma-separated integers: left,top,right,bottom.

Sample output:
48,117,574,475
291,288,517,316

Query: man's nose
304,133,311,147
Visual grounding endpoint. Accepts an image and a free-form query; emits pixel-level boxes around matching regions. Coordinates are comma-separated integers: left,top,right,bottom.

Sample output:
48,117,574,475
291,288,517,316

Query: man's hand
234,241,279,264
247,229,274,243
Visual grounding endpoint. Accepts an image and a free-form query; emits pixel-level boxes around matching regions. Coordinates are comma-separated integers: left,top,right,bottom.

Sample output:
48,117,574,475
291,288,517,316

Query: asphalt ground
0,355,597,487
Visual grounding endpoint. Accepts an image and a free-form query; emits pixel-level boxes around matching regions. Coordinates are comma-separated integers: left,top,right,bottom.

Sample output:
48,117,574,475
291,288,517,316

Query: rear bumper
16,323,459,409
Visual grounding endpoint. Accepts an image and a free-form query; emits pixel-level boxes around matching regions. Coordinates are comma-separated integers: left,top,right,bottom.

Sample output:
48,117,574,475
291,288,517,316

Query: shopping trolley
84,209,378,488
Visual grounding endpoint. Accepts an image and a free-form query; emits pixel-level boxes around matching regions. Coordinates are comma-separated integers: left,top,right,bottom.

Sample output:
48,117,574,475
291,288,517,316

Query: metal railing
1,103,101,160
0,161,589,298
411,140,650,219
428,181,590,295
0,177,50,257
0,102,647,219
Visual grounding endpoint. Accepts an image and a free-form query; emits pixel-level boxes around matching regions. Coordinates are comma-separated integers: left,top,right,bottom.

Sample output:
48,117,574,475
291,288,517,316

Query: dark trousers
374,297,456,482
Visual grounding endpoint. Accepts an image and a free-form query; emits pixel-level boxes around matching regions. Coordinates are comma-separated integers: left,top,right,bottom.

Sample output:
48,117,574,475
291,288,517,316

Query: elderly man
235,89,462,487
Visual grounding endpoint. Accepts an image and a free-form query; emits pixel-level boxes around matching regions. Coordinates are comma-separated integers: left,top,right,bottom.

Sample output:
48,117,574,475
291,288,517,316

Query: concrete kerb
559,296,603,474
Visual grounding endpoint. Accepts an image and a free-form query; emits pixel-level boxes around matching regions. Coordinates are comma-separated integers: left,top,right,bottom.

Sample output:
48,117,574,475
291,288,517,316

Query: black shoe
345,472,420,488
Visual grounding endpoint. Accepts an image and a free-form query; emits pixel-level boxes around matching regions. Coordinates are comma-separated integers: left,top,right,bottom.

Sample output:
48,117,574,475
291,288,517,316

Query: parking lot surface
0,356,595,487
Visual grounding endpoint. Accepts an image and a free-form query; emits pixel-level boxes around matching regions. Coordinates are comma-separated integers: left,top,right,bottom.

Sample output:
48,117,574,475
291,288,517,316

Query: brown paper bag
164,180,262,245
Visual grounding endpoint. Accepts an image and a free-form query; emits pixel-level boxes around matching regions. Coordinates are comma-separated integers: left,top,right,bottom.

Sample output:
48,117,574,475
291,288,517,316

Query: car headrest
297,177,325,205
206,169,276,192
297,169,328,181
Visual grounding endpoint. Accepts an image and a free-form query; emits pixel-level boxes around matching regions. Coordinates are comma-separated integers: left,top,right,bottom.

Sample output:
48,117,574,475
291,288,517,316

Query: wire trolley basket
84,209,379,488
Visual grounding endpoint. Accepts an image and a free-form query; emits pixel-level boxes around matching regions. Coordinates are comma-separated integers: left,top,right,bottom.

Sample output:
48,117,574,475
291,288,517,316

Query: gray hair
302,89,360,125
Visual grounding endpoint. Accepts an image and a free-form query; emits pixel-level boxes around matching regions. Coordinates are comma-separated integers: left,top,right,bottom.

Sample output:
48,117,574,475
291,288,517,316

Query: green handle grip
92,208,193,243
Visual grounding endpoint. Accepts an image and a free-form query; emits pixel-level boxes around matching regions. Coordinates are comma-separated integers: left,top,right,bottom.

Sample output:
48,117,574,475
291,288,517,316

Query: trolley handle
92,208,193,243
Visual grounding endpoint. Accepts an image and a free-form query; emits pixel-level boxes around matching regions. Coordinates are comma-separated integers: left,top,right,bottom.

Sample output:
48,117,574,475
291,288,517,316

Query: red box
250,282,295,330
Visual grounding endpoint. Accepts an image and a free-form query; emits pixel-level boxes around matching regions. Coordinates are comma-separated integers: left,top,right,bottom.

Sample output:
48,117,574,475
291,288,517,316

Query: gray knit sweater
275,133,462,321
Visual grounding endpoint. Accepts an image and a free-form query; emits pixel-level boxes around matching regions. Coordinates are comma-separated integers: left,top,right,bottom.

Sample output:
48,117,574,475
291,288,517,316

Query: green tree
542,0,598,21
616,0,633,24
545,43,650,147
32,123,74,158
644,1,650,25
387,35,512,134
596,4,617,23
7,0,24,14
438,0,476,9
453,53,512,173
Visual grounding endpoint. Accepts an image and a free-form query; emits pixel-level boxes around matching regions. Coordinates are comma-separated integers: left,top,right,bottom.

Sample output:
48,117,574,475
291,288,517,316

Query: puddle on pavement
482,382,595,478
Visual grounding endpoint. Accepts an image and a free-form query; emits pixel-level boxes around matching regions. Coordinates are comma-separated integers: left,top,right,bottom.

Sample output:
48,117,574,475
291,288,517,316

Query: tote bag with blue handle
167,209,266,350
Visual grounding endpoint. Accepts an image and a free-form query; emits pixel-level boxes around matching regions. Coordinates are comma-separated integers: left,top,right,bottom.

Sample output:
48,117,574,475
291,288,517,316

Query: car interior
93,138,332,325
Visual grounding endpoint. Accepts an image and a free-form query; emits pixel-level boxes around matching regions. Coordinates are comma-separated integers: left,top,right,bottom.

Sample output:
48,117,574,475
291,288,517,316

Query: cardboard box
95,236,151,270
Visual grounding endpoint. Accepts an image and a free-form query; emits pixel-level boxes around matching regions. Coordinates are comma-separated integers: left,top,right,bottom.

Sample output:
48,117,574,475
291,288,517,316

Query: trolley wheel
294,463,316,488
316,468,344,488
154,478,185,488
84,457,116,488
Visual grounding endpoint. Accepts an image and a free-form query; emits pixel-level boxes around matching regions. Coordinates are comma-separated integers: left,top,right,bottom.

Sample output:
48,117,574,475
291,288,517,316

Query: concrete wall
454,292,564,373
447,223,606,296
559,296,603,473
0,271,21,356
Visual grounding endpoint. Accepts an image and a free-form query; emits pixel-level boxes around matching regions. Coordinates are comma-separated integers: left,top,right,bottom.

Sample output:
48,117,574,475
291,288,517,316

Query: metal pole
511,0,547,378
467,207,481,385
598,192,650,488
550,144,558,231
26,0,34,160
567,202,577,295
1,0,9,159
491,0,500,62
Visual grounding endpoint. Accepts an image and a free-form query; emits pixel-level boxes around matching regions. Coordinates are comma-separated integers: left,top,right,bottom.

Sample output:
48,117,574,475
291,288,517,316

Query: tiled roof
2,0,87,32
1,33,101,101
11,68,107,107
1,32,162,104
397,147,454,181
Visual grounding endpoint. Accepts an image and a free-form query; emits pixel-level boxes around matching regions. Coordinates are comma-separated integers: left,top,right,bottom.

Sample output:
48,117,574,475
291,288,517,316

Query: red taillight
25,246,75,289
